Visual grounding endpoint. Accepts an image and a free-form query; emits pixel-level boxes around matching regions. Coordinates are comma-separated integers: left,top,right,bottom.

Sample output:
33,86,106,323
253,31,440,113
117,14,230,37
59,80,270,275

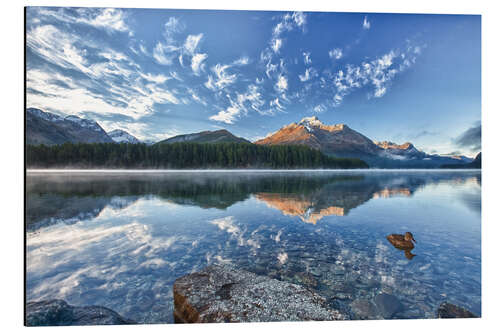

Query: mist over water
26,170,481,323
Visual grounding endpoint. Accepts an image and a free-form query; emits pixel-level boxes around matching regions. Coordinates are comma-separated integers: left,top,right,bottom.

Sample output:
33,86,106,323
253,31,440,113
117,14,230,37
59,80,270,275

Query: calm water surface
26,170,481,323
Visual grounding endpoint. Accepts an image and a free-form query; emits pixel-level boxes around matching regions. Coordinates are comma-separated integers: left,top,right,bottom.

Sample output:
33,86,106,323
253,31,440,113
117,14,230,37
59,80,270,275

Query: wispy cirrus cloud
204,56,250,91
183,34,203,55
328,48,343,60
275,75,288,92
27,21,184,122
303,52,312,65
32,7,131,34
330,43,422,105
191,53,208,75
299,67,317,82
363,16,371,30
27,8,436,135
209,84,266,124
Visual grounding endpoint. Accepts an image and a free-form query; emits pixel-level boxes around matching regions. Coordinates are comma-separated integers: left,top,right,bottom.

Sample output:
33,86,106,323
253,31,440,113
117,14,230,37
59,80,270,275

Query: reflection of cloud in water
210,216,261,253
26,216,187,323
277,252,288,264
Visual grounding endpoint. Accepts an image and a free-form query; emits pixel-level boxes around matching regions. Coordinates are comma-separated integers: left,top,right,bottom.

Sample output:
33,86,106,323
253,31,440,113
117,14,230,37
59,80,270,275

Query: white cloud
164,17,185,42
270,97,284,111
27,25,91,75
265,12,308,58
271,38,283,53
153,42,178,65
292,12,307,28
139,72,168,84
313,104,326,113
209,105,241,124
363,16,371,30
27,61,180,121
329,48,343,60
272,11,307,37
232,56,250,66
205,63,238,91
265,62,278,79
184,33,203,55
209,84,266,123
191,53,208,75
36,7,130,33
329,46,421,106
299,68,317,82
303,52,312,65
79,8,129,33
275,75,288,92
139,44,148,56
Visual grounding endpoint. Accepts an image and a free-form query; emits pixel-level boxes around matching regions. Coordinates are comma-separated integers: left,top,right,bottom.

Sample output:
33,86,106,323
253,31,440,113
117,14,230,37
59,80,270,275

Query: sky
26,7,481,156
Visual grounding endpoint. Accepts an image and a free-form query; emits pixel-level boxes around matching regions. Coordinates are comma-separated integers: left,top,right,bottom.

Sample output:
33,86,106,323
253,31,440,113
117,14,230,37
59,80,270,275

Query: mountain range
255,116,473,168
26,108,477,168
27,108,140,145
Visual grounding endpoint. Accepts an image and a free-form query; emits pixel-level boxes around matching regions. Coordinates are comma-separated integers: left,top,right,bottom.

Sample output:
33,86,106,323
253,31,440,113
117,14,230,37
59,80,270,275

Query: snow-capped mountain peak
299,116,323,128
108,129,141,143
27,108,64,122
64,115,103,132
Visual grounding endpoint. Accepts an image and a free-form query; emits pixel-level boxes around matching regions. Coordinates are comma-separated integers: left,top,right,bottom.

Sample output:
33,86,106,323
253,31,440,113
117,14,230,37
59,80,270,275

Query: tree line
26,142,369,169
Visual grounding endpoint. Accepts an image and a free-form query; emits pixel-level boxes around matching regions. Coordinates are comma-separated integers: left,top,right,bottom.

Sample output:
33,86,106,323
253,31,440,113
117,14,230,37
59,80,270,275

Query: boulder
26,299,135,326
350,299,379,319
437,302,478,319
173,264,346,323
374,293,403,319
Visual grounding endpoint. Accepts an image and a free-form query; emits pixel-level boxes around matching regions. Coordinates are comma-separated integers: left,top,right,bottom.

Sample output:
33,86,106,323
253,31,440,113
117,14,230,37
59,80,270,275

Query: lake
25,170,481,323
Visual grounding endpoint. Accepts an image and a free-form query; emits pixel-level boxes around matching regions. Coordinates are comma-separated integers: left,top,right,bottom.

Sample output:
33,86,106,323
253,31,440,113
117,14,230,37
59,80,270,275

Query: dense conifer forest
26,142,369,169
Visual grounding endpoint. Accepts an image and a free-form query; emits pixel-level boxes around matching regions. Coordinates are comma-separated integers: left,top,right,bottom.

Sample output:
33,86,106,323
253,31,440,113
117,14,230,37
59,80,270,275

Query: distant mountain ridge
27,108,143,145
157,129,250,144
26,108,477,169
441,152,481,169
27,108,113,145
256,116,473,168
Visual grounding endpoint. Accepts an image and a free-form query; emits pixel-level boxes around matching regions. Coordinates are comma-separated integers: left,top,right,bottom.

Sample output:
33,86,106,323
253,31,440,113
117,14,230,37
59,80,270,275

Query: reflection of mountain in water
26,193,140,231
255,178,417,224
26,172,481,230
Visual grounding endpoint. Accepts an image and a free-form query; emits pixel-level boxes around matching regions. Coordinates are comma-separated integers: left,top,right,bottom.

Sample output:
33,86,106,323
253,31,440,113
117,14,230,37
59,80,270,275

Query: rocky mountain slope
256,116,381,156
27,108,113,145
256,116,473,168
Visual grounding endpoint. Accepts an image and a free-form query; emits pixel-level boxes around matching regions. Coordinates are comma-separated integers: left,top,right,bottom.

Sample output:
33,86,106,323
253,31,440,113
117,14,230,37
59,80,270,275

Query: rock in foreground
173,264,346,323
437,302,478,319
26,299,135,326
374,293,403,319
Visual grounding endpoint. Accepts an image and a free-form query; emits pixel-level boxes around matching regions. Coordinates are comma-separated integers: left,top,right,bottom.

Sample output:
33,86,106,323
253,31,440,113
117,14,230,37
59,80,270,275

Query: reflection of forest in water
26,171,481,231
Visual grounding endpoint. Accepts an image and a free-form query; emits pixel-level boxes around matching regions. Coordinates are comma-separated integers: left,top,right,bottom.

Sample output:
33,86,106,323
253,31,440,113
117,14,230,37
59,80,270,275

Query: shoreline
26,168,482,174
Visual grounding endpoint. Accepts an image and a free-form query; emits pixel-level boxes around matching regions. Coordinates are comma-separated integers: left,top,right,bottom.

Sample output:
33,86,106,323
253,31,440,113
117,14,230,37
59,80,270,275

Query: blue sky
26,7,481,156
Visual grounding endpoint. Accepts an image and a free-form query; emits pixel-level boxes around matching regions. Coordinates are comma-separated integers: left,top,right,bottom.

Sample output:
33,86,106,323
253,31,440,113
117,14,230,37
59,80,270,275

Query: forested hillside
26,142,369,169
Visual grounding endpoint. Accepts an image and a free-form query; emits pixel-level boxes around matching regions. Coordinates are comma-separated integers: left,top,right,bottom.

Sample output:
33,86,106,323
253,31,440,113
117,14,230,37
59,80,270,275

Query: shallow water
25,170,481,323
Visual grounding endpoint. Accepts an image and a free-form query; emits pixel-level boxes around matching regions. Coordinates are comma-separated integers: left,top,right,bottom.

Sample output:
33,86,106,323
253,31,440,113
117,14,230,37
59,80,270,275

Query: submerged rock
437,302,478,318
374,293,403,319
350,299,379,319
173,263,346,323
26,299,135,326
